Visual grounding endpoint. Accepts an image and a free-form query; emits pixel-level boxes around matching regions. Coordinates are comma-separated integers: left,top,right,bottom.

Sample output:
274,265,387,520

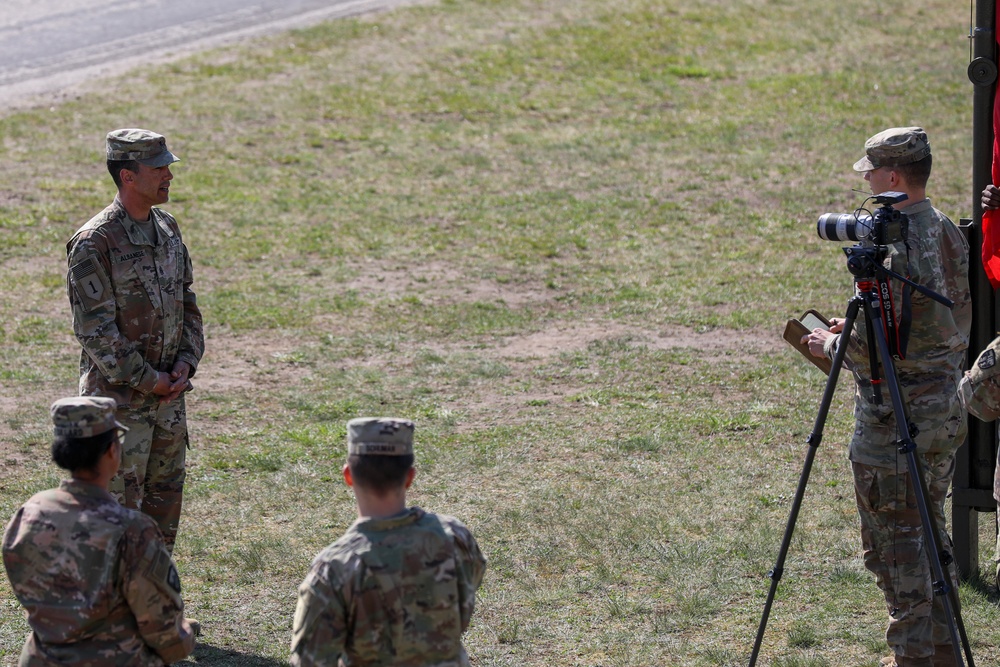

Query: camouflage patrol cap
960,337,1000,422
50,396,128,438
106,129,179,167
853,127,931,172
347,418,414,456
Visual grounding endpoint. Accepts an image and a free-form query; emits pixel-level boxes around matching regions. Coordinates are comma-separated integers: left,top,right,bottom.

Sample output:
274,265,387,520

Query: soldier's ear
404,467,416,490
100,437,121,478
343,463,353,488
888,168,903,189
120,169,133,185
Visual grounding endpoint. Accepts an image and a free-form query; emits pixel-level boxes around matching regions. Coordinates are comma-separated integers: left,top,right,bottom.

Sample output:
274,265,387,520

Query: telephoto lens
816,212,873,242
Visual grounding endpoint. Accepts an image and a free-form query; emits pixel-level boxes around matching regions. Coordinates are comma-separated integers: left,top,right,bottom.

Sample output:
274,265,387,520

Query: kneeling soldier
2,396,198,666
291,418,487,667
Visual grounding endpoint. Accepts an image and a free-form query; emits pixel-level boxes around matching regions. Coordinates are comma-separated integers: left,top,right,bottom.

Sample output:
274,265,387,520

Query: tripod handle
879,264,954,308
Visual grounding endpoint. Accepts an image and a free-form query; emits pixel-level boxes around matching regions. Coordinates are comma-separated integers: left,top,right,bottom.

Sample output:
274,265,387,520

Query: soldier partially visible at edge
291,418,487,667
2,396,198,666
958,182,1000,588
66,128,204,554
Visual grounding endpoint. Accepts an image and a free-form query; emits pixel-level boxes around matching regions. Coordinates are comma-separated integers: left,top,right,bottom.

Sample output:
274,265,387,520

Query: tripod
748,247,975,667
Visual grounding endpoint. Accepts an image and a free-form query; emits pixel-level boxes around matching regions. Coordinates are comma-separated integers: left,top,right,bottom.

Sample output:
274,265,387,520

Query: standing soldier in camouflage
3,396,198,665
802,127,971,667
291,418,487,667
66,128,204,554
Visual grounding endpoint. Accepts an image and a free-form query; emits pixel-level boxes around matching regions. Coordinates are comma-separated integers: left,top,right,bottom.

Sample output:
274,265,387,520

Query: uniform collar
354,506,425,532
899,197,931,214
112,196,175,246
61,477,117,502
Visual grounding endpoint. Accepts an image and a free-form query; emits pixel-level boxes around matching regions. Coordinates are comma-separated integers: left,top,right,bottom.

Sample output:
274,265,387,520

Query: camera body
816,191,909,246
817,192,910,282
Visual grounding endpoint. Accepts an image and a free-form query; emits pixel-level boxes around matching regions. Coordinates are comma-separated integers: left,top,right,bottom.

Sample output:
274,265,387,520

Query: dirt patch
497,321,780,358
344,259,553,309
192,329,309,396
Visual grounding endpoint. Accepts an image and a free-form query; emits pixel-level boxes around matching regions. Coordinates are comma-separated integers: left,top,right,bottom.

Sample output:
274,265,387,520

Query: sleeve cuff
132,365,160,394
152,629,196,664
176,353,199,378
822,334,840,360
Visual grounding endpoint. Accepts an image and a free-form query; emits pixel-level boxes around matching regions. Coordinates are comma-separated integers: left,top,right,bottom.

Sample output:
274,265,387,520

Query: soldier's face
864,166,893,196
129,163,173,206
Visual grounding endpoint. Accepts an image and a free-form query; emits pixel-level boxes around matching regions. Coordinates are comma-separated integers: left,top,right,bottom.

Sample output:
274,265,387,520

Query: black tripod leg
748,297,861,667
902,449,976,667
865,296,975,667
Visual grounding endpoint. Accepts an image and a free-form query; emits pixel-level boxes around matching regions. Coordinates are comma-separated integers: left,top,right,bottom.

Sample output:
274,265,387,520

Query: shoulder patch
166,563,182,593
69,257,111,311
144,540,182,594
979,349,997,371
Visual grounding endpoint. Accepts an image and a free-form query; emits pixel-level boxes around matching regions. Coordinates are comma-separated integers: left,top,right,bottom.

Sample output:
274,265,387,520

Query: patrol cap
347,418,414,456
853,127,931,172
51,396,128,438
106,129,179,167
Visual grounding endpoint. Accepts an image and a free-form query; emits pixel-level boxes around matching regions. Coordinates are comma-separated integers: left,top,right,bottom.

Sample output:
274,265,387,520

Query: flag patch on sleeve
70,257,111,310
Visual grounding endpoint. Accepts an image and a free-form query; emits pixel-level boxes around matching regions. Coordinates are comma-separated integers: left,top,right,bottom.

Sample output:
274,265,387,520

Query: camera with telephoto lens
816,191,909,245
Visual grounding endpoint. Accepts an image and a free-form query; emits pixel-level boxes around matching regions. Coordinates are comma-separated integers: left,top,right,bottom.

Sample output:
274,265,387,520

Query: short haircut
347,453,414,496
51,430,116,472
107,159,142,189
893,154,932,189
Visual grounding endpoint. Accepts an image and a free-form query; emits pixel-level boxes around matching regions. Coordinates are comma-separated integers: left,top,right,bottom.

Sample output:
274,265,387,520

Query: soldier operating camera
801,127,971,667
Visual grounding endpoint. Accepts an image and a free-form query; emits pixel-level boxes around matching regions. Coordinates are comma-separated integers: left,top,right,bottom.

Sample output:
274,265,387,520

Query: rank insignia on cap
347,417,415,456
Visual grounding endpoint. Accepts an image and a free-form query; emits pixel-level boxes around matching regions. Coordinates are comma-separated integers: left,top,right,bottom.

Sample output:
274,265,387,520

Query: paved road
0,0,417,108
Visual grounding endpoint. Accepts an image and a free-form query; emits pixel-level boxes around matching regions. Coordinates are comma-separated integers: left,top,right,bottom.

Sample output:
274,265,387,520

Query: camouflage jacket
66,197,204,407
824,199,971,467
2,479,195,666
291,507,487,667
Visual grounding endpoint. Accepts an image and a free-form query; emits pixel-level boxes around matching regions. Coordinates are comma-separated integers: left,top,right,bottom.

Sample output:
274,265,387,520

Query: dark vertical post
956,0,998,580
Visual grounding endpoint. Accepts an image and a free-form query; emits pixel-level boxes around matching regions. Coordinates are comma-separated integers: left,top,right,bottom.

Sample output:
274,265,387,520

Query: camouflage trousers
110,395,188,553
853,455,959,662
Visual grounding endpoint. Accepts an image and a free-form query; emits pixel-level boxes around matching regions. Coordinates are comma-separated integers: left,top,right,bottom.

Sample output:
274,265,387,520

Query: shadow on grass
177,643,289,666
962,568,1000,605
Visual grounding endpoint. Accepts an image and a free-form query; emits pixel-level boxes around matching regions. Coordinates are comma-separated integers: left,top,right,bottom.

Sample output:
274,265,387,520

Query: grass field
1,0,999,665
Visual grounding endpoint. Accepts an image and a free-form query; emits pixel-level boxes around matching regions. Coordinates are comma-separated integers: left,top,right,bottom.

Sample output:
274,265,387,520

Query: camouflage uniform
66,129,204,552
2,398,195,666
291,418,487,667
822,128,970,665
958,335,1000,586
292,508,487,667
